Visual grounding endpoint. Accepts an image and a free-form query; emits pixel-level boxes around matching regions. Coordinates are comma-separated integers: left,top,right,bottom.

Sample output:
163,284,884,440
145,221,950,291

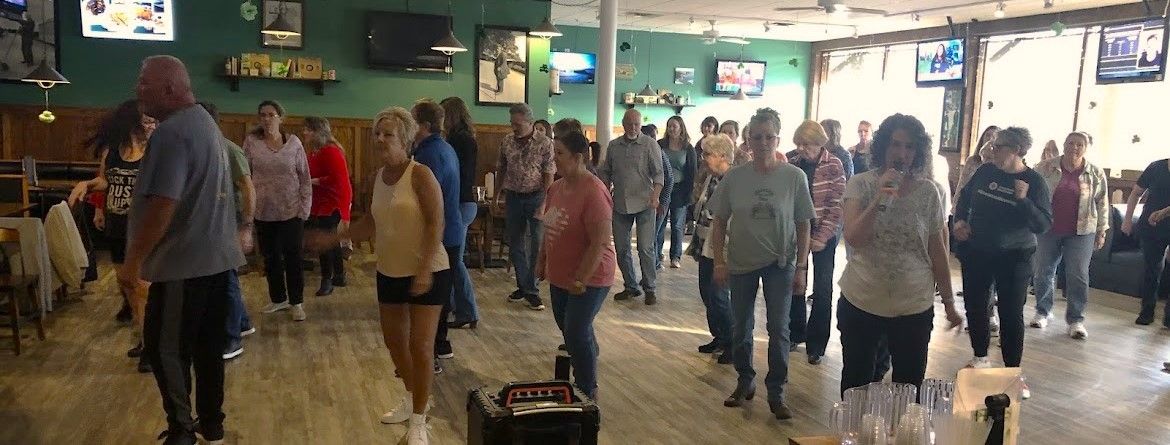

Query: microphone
878,169,903,211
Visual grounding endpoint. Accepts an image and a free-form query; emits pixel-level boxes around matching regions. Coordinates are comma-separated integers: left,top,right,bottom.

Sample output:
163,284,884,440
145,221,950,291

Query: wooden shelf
621,102,695,115
221,75,340,96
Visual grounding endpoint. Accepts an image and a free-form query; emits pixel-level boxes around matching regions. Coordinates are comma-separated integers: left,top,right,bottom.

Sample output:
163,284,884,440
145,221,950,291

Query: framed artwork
1,0,60,82
476,25,529,106
261,0,303,49
615,63,636,80
674,67,695,85
939,86,964,152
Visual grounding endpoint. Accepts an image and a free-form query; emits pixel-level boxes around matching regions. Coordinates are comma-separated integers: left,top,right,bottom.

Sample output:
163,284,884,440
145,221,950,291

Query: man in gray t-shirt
119,55,244,445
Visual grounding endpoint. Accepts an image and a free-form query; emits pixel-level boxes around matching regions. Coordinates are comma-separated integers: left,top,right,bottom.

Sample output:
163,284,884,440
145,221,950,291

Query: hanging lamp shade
529,17,562,38
637,83,656,97
262,11,300,38
22,59,69,89
432,28,468,55
730,89,748,101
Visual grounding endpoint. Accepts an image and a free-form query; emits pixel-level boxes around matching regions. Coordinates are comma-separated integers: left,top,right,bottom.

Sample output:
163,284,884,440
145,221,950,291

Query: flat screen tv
366,11,452,72
1,0,25,13
713,59,766,96
915,38,964,85
1097,17,1168,84
81,0,174,41
550,51,596,84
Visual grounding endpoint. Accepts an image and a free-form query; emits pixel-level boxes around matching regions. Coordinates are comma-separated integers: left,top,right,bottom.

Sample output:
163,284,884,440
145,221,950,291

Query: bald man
119,55,244,445
599,109,665,305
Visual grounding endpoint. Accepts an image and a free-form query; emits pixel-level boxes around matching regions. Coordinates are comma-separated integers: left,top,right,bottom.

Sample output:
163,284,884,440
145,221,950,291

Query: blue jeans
1034,232,1094,323
790,235,838,357
550,284,609,399
451,202,480,322
613,209,657,293
729,263,795,403
656,205,688,264
505,191,545,296
698,257,732,345
225,269,251,344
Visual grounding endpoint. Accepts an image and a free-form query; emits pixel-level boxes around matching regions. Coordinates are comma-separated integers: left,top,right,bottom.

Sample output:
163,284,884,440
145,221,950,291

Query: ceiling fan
775,0,888,16
699,20,750,45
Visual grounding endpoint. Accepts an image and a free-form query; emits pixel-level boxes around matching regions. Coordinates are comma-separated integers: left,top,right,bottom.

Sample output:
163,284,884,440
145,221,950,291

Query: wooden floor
3,248,1170,444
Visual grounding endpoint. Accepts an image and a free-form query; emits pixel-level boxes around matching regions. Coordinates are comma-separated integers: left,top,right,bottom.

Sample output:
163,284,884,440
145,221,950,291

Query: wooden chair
466,211,487,272
0,227,44,355
488,200,512,273
0,174,30,217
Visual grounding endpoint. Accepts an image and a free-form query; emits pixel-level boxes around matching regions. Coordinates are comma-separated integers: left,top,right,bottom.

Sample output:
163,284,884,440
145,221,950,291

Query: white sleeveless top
371,161,450,277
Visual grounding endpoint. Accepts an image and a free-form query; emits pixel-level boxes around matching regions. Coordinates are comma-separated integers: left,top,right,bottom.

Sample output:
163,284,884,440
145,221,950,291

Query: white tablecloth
0,217,55,315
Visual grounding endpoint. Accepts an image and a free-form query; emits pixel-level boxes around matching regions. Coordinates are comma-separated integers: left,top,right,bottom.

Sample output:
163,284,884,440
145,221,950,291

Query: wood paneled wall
0,104,543,211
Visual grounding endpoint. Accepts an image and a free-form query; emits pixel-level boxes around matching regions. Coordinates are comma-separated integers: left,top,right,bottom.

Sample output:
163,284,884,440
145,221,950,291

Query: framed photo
261,0,304,49
616,63,636,80
2,0,60,83
939,86,964,152
674,68,695,85
476,25,529,106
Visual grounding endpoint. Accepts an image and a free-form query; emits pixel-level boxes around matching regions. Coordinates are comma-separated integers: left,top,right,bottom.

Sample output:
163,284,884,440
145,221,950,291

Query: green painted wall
0,0,551,124
548,26,811,139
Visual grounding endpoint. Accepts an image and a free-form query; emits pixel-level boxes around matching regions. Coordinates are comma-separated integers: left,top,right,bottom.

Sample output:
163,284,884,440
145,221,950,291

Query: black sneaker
1137,309,1156,325
156,429,196,445
433,361,444,375
524,294,545,311
194,420,224,444
435,342,454,359
697,340,723,354
315,279,334,296
115,304,132,324
614,289,641,301
331,275,347,287
507,290,526,303
223,340,244,360
717,349,734,364
644,291,657,305
127,342,143,358
138,357,153,374
808,355,823,365
557,343,567,351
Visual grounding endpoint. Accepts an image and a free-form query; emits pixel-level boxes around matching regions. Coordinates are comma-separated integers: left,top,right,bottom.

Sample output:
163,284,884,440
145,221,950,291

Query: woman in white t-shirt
838,113,964,396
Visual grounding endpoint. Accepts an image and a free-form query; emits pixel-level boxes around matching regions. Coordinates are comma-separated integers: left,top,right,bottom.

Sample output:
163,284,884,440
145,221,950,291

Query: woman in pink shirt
536,131,617,399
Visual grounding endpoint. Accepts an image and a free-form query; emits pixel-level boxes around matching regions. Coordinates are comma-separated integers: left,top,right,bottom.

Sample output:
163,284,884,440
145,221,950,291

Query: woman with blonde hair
784,120,846,366
711,107,814,420
440,96,481,329
689,133,736,364
340,107,451,445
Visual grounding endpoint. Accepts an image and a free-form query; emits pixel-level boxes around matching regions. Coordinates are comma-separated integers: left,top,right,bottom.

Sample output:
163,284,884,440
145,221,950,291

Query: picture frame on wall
939,87,964,152
261,0,304,49
476,25,529,107
1,0,60,83
674,68,695,85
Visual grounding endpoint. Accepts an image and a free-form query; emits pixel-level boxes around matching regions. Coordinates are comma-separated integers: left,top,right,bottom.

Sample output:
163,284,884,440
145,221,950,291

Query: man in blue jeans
495,103,555,310
599,110,664,305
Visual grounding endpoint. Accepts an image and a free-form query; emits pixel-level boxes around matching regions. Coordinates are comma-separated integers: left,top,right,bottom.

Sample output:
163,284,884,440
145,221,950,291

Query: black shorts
376,269,453,305
109,237,127,264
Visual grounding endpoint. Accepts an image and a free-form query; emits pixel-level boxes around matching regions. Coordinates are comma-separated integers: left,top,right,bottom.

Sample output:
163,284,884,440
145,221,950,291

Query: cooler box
467,380,600,445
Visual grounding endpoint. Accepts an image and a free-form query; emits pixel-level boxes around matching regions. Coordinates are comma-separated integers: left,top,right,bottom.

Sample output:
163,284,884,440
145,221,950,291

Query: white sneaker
380,395,432,424
1029,313,1052,329
291,304,306,322
669,259,681,269
1068,322,1088,340
262,302,291,313
405,416,430,445
1020,382,1031,400
966,356,993,369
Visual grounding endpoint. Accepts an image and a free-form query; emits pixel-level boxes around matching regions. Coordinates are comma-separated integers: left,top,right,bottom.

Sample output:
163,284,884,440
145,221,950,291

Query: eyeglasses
992,143,1018,151
749,134,779,143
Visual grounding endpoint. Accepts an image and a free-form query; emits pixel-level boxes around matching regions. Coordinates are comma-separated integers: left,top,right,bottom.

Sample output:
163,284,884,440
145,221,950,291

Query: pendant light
431,2,467,55
21,0,68,123
530,16,562,38
262,1,300,39
636,30,656,97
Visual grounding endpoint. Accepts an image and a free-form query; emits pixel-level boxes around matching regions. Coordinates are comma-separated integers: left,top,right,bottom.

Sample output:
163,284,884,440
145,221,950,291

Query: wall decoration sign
476,25,529,107
674,67,694,85
261,0,303,49
940,86,964,152
1,0,59,82
615,63,636,80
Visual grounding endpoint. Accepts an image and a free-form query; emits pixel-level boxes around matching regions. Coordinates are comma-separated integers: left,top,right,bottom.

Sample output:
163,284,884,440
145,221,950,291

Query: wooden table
0,203,35,217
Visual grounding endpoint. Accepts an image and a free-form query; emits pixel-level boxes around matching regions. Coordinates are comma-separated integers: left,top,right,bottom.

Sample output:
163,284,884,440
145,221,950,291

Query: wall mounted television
366,11,452,72
713,59,766,96
550,51,596,84
82,0,175,41
915,38,964,85
0,0,25,13
1096,17,1168,84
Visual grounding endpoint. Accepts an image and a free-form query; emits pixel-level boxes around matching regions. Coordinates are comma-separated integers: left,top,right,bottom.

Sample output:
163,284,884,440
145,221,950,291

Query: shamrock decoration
240,0,258,22
1050,21,1066,36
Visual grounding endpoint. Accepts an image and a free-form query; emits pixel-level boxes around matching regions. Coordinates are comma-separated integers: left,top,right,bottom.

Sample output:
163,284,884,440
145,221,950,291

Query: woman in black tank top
67,99,156,373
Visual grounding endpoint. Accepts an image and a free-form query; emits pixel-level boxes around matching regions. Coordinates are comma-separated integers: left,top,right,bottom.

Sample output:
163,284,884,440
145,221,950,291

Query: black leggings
960,246,1034,367
837,297,933,396
305,211,345,282
256,218,305,305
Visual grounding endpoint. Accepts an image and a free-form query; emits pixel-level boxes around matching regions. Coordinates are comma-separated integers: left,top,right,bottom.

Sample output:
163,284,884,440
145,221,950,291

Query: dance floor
2,249,1170,444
